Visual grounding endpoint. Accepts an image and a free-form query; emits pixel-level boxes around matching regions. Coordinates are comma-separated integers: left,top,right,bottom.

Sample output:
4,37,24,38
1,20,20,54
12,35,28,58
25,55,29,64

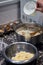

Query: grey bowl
3,42,38,64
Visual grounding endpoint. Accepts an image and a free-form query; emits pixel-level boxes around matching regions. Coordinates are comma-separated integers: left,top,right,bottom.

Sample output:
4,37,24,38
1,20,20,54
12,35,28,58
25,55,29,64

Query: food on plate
34,32,41,36
11,51,34,61
16,26,42,40
16,29,36,40
17,30,32,40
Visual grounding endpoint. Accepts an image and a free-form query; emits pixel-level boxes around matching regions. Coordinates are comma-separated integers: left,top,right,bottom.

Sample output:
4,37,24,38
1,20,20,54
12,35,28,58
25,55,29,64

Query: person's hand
36,0,43,12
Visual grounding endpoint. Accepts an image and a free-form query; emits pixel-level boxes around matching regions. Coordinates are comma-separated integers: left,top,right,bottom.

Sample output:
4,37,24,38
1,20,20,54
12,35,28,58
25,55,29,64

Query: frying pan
14,23,43,45
3,42,38,65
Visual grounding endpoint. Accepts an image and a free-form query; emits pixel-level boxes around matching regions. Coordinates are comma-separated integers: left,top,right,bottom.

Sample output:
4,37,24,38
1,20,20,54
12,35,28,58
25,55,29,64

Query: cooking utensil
3,42,38,65
14,23,43,45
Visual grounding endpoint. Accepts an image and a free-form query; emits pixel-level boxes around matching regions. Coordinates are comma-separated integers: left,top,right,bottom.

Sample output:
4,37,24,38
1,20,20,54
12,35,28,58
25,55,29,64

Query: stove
0,31,43,65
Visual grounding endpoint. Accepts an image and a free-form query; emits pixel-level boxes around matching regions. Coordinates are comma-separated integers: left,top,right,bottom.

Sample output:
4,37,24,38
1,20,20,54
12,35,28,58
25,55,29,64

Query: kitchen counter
0,0,20,6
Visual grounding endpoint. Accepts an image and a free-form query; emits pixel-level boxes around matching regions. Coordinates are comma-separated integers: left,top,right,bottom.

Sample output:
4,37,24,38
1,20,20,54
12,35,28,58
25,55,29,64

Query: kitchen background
0,0,43,65
0,0,20,25
0,0,43,26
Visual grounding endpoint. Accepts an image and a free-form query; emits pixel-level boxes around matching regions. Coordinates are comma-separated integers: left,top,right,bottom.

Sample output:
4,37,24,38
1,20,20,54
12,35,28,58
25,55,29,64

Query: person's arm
36,0,43,12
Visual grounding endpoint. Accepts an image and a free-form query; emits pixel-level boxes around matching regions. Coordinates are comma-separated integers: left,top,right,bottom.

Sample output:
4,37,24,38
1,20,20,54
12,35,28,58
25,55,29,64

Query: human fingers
36,7,43,12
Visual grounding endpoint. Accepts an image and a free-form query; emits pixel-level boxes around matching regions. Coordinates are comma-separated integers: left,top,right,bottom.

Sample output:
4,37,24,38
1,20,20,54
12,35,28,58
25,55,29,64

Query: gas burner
3,32,18,45
37,51,43,65
0,32,18,53
39,56,43,65
38,56,43,65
